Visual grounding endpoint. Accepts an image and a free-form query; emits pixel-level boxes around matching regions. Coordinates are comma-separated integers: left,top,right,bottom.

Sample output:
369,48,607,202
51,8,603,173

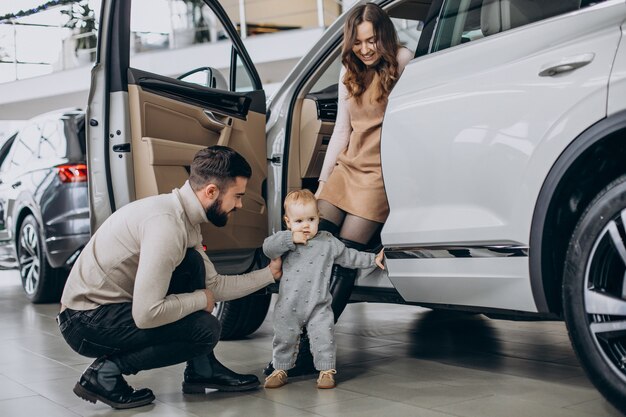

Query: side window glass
234,53,254,93
38,119,67,160
130,0,255,92
309,55,342,94
431,0,599,53
391,17,423,54
10,124,40,170
0,135,16,174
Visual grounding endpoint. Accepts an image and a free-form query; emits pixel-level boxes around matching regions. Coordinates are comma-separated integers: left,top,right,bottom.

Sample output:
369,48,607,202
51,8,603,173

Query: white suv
89,0,626,411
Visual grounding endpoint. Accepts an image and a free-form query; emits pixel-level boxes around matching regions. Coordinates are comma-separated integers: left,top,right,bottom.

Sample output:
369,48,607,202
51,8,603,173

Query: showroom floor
0,269,621,417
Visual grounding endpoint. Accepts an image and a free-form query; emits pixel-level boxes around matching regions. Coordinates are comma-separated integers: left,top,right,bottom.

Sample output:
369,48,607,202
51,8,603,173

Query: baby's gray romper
263,230,376,370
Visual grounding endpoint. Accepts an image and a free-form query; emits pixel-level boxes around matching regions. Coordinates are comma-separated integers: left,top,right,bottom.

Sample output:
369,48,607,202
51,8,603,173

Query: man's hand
375,249,385,270
292,231,309,245
314,181,325,199
203,289,215,313
269,257,283,281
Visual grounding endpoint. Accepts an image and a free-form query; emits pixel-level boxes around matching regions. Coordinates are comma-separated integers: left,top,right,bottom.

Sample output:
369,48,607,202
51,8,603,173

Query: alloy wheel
583,209,626,384
18,223,41,296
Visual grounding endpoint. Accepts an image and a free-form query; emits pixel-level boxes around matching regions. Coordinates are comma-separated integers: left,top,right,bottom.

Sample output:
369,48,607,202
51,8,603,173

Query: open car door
88,0,267,272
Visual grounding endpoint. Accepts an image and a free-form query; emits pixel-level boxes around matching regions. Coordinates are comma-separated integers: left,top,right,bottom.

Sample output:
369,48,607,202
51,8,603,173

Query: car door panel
127,70,267,252
380,2,624,308
90,0,268,263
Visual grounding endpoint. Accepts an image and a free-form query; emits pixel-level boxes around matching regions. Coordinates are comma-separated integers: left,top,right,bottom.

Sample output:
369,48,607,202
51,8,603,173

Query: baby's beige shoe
264,369,288,389
316,369,337,389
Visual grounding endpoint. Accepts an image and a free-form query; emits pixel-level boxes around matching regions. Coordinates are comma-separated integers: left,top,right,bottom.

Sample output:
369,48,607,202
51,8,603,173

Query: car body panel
380,1,625,309
608,21,626,116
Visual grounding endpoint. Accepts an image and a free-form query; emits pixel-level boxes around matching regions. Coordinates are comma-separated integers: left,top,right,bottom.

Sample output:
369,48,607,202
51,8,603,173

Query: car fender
530,109,626,313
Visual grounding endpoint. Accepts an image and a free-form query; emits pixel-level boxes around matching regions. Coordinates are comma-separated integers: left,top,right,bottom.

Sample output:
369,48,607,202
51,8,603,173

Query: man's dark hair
189,146,252,191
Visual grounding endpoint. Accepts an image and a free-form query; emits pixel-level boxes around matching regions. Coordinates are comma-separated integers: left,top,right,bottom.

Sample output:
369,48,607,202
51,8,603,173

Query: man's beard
205,197,230,227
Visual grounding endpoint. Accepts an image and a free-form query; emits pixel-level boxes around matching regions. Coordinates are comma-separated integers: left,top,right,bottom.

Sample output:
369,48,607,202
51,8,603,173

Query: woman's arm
318,66,351,185
397,47,414,75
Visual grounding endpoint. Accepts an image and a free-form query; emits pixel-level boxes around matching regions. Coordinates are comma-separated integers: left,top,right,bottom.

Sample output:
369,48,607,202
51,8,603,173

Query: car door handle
11,181,21,189
203,110,226,129
538,53,595,77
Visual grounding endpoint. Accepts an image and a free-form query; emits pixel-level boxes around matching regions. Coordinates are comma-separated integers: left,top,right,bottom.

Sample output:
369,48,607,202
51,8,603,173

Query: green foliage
61,0,97,52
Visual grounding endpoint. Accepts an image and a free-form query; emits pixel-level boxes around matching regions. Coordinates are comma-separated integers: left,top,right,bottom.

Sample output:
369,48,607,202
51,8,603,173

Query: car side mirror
177,67,228,90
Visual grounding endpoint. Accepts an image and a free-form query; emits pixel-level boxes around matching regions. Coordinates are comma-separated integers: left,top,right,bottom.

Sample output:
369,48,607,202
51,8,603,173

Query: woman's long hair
342,3,399,103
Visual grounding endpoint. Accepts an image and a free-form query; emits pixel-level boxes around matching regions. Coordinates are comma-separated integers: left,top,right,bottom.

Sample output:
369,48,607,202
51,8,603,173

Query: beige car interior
127,83,268,251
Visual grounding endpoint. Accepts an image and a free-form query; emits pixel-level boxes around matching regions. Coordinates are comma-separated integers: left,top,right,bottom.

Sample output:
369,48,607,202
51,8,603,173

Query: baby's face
285,202,319,238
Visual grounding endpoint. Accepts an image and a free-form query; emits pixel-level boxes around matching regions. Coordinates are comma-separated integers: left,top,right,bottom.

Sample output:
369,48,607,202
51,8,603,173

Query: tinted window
431,0,606,53
0,134,16,173
9,124,39,170
38,119,67,160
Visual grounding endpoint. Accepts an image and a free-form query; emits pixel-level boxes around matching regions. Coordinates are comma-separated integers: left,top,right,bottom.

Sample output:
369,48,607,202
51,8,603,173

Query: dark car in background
0,108,89,303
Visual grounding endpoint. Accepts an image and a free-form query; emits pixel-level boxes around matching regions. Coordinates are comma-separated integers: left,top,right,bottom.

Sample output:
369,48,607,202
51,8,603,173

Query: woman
265,3,413,378
316,2,413,319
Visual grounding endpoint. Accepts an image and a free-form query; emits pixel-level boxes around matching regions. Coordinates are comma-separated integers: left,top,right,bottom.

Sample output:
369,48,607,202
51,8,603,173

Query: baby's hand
375,249,385,270
292,231,309,245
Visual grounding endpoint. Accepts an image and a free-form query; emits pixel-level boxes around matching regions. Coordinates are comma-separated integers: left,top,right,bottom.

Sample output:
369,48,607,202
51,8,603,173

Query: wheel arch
530,109,626,315
14,206,35,245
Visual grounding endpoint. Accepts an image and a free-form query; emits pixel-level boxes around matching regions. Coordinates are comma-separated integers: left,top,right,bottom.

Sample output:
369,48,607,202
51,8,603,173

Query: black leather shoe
183,354,260,393
73,359,155,409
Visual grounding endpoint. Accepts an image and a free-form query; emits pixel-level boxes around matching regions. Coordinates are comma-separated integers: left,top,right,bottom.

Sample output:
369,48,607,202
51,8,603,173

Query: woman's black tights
318,200,381,246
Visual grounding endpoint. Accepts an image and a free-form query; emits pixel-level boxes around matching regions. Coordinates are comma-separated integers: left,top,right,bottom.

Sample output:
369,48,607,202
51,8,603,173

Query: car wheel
213,293,271,340
17,215,65,303
563,175,626,414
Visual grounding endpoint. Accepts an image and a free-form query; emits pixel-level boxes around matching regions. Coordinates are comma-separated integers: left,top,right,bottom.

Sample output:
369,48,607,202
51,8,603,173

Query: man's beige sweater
61,181,274,329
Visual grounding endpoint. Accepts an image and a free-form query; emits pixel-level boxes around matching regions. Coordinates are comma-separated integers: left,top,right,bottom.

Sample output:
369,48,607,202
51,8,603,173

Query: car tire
563,175,626,414
212,249,272,340
16,215,65,303
213,293,272,340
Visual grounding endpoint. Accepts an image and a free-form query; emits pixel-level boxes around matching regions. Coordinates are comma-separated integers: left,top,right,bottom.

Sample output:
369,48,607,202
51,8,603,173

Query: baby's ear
283,216,290,229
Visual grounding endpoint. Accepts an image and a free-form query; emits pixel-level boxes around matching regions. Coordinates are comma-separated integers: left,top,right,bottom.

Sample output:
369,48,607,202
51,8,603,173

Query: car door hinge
268,154,281,164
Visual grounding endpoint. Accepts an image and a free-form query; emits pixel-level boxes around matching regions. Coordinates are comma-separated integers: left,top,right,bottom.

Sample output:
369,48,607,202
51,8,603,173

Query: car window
38,119,67,160
7,124,40,171
431,0,607,53
0,134,16,173
129,0,256,92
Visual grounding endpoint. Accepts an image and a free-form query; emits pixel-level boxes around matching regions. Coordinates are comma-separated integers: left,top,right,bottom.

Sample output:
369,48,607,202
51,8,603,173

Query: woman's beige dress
317,48,413,224
318,71,389,223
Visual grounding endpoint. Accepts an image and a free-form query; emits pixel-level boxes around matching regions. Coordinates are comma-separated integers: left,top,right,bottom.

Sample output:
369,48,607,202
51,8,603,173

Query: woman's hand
375,249,385,270
269,257,283,281
314,181,325,199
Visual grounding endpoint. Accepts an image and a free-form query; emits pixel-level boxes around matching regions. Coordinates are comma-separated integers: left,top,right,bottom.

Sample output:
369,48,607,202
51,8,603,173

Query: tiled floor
0,269,621,417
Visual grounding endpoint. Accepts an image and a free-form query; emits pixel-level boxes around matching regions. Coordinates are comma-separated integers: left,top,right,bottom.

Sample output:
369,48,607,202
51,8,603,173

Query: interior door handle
11,181,21,189
538,53,595,77
203,110,226,129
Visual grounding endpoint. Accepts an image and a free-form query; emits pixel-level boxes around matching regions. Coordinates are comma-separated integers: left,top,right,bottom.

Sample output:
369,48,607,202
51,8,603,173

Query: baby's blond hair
284,189,317,213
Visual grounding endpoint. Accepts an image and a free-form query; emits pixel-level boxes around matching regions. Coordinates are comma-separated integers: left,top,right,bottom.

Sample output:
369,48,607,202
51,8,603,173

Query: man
58,146,281,409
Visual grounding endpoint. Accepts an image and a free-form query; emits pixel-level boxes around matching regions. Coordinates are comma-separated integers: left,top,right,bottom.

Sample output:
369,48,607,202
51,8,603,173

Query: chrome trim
384,245,529,259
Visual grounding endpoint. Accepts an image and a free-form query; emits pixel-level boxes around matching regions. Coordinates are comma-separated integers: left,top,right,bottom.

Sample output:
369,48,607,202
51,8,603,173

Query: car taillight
56,164,88,183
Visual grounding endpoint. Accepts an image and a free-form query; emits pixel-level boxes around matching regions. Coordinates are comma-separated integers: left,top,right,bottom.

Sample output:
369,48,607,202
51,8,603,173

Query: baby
262,189,384,389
